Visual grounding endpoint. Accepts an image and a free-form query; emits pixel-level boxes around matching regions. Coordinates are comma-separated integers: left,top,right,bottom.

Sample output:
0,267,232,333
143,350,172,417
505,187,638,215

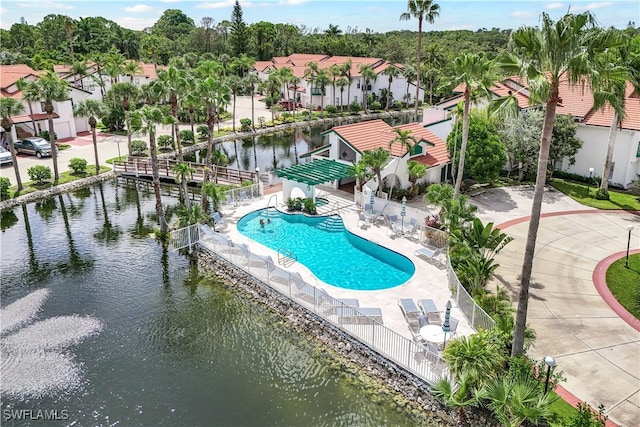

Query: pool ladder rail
278,248,297,268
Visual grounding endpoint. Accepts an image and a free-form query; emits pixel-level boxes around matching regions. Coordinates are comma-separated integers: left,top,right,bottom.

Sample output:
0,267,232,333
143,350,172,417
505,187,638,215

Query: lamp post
626,225,634,268
586,167,594,197
543,356,556,395
116,137,121,159
255,166,260,184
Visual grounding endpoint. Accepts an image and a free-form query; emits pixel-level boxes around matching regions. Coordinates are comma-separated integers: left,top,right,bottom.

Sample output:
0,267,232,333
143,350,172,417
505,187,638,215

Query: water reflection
0,178,423,426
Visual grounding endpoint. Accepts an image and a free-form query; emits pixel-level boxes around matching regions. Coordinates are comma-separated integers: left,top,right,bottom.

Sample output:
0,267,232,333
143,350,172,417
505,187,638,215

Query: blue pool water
237,209,415,290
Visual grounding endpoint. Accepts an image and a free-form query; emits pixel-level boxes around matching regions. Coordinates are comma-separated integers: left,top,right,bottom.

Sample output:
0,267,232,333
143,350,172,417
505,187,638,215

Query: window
636,141,640,157
40,102,46,113
134,78,140,85
609,162,615,179
366,84,372,91
356,82,361,89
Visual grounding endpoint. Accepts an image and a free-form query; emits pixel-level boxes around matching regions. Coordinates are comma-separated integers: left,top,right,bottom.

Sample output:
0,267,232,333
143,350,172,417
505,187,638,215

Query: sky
0,0,638,33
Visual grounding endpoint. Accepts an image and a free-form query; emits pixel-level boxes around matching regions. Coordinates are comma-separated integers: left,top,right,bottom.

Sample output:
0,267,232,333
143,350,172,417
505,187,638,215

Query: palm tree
226,74,243,133
407,160,428,193
32,70,70,183
289,76,302,118
245,73,261,129
73,99,107,174
497,11,622,356
201,181,223,216
328,64,342,108
0,98,25,191
340,58,353,107
336,77,349,112
388,128,418,198
304,61,320,109
104,48,126,84
63,16,77,63
156,67,190,161
359,64,377,112
16,78,39,136
141,35,161,73
382,66,401,111
123,60,142,83
314,70,331,113
401,63,417,107
400,0,440,118
106,82,140,155
592,44,636,196
361,147,390,197
346,159,372,192
451,53,496,198
70,60,88,90
130,105,176,235
173,162,196,209
230,53,255,78
431,371,480,427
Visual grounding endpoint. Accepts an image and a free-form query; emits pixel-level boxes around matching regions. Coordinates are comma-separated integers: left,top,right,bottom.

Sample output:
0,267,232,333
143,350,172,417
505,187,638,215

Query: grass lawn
606,253,640,319
550,179,640,210
548,392,579,426
7,166,112,199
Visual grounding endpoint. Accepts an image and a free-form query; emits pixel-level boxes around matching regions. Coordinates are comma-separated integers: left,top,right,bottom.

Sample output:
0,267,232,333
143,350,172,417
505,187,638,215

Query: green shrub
393,100,403,109
300,110,311,120
157,135,174,150
68,157,87,174
27,164,52,184
131,139,148,156
0,177,10,200
568,402,608,427
258,116,266,128
370,100,382,111
38,130,57,141
197,125,209,139
240,118,252,132
594,188,609,200
303,198,317,215
349,101,362,114
179,129,195,144
325,104,338,115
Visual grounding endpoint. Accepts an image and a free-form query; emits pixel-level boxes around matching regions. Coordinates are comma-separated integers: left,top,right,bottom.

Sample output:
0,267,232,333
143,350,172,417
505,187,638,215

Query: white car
0,146,12,166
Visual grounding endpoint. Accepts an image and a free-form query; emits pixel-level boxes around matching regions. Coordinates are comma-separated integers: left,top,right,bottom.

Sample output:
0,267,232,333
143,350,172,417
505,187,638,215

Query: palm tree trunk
149,129,168,234
47,114,60,183
125,110,132,155
26,103,37,137
414,17,423,120
599,112,618,192
232,94,237,133
453,90,471,198
4,124,23,191
91,125,100,174
251,91,256,130
512,90,559,357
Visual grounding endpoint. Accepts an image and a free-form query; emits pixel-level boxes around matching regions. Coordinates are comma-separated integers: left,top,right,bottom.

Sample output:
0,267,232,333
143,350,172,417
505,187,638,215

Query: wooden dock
113,158,257,186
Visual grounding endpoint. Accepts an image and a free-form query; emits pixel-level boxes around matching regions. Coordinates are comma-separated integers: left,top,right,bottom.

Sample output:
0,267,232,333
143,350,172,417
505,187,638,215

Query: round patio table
419,324,451,346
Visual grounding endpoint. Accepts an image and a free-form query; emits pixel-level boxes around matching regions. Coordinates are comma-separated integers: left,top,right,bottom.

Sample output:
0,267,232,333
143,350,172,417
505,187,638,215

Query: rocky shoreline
196,249,499,427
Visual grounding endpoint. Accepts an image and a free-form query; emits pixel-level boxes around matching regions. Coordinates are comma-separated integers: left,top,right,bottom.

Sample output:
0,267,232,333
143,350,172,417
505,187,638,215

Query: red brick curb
495,209,640,231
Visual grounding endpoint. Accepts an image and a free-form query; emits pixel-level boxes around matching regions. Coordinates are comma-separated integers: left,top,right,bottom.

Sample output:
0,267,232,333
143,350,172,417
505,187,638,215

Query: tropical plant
240,118,252,132
173,162,196,209
346,160,372,192
130,105,177,234
197,125,209,140
450,53,497,197
106,82,140,155
430,371,480,427
73,99,107,174
30,70,70,183
407,160,428,194
496,11,622,356
27,165,52,184
382,65,401,110
349,101,362,114
0,97,25,190
0,177,10,200
174,204,208,228
68,158,88,175
201,182,223,215
179,129,195,144
400,0,441,118
568,402,608,427
156,66,192,161
157,135,174,151
361,147,390,197
388,128,419,198
130,139,147,156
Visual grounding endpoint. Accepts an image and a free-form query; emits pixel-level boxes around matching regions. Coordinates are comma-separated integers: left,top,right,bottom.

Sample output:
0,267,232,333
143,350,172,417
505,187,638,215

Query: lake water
0,180,423,426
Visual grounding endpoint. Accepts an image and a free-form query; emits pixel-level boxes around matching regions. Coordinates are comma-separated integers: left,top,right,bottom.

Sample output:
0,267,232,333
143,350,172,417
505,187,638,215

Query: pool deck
218,186,476,343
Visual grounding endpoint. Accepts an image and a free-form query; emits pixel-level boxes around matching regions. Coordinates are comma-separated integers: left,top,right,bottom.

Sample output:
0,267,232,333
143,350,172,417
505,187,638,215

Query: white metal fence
171,224,451,386
447,257,496,331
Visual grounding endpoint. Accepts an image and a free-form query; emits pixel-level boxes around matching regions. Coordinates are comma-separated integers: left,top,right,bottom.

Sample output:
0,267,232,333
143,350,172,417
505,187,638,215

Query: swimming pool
236,209,415,290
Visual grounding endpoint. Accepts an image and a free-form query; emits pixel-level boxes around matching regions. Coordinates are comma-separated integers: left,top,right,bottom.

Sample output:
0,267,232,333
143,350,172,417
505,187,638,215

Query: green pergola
275,159,352,202
275,159,352,186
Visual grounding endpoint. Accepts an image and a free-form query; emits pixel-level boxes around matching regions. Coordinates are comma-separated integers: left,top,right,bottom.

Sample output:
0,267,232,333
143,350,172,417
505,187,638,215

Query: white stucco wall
562,125,639,189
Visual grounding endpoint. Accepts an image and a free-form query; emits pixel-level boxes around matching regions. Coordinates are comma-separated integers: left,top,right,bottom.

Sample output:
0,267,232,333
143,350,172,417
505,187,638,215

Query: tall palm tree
289,76,302,118
497,12,622,356
340,58,353,107
106,82,140,155
16,78,39,136
70,60,88,90
314,70,331,113
328,64,342,107
245,73,261,129
388,128,418,198
32,70,70,183
141,35,161,73
336,77,349,112
0,98,25,191
400,0,440,118
383,65,401,110
105,48,126,84
156,67,190,161
226,74,243,133
173,162,196,209
230,53,255,78
359,64,377,112
130,105,176,234
361,147,390,197
592,44,636,196
304,61,320,109
73,99,107,174
451,53,496,198
401,63,417,107
63,16,77,63
123,60,142,83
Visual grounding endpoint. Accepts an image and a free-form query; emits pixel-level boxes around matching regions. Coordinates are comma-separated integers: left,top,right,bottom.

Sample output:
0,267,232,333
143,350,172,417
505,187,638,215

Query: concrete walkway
474,188,640,427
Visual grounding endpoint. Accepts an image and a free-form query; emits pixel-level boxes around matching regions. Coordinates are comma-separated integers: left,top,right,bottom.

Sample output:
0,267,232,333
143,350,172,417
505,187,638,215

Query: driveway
474,187,640,427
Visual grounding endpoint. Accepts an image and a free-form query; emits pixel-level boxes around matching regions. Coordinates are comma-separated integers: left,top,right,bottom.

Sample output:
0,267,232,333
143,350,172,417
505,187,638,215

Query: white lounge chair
239,190,249,204
399,298,420,330
336,307,383,324
357,212,368,228
419,299,441,325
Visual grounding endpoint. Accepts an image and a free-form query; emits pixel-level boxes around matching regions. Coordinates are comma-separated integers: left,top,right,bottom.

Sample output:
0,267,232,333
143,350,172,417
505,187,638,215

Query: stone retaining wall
197,248,499,427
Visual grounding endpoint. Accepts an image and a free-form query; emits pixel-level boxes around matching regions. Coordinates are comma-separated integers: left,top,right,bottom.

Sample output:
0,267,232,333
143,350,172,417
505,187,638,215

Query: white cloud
278,0,309,5
511,10,537,19
18,1,73,10
573,2,614,11
124,4,154,13
195,1,253,9
116,16,158,31
0,7,6,14
545,2,565,10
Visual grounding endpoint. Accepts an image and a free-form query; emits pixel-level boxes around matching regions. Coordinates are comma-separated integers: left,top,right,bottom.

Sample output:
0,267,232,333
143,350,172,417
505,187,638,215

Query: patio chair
364,203,374,215
211,212,226,228
239,190,249,204
357,212,367,228
403,217,418,238
448,317,459,336
419,299,441,325
398,298,420,329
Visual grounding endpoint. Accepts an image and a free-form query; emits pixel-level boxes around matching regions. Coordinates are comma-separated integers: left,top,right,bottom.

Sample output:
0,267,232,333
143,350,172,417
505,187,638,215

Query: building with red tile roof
439,76,640,189
303,119,450,193
254,54,423,111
